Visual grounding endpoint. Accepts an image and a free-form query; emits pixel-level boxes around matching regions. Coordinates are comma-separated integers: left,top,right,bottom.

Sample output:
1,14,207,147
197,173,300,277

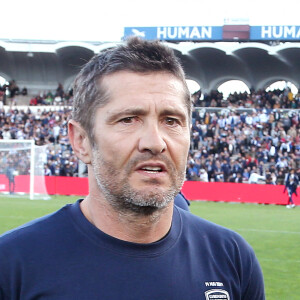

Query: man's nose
138,123,167,155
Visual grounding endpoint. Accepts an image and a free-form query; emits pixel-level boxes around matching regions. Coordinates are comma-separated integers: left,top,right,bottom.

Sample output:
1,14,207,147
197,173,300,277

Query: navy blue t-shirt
0,200,265,299
174,192,190,211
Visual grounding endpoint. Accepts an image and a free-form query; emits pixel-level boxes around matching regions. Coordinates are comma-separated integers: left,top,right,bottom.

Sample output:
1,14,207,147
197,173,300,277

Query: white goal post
0,139,50,200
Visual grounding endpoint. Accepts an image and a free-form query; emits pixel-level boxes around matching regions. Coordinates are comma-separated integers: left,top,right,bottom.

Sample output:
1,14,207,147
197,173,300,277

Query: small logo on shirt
205,289,230,300
205,282,224,287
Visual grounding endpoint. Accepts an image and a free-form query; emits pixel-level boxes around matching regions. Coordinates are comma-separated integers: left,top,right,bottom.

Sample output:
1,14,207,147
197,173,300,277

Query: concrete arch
175,51,208,91
166,42,228,56
186,46,253,92
230,42,272,54
186,75,203,90
96,42,120,53
186,78,201,94
257,76,299,91
218,80,251,98
56,47,94,69
272,42,300,52
230,47,292,90
209,75,252,92
54,41,98,53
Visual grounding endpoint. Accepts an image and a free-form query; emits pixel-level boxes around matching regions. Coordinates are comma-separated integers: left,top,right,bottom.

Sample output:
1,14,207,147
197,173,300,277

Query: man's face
90,71,190,214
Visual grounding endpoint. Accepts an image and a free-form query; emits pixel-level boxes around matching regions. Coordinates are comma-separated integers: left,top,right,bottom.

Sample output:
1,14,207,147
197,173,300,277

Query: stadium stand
0,80,299,186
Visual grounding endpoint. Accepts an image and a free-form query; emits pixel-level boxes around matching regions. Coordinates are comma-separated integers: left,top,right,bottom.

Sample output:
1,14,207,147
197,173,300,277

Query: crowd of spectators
192,87,300,109
188,107,300,184
0,85,299,186
2,81,299,109
0,106,79,177
0,82,73,107
28,84,73,106
0,80,28,106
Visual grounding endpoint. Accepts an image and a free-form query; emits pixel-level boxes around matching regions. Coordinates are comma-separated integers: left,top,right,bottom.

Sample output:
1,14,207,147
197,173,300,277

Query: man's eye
165,118,179,126
120,117,135,124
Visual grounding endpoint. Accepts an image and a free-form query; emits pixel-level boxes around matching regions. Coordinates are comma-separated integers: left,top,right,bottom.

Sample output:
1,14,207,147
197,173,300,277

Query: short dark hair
72,37,191,142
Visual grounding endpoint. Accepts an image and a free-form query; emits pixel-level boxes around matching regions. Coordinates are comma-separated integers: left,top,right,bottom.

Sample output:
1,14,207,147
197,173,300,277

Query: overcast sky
1,0,299,42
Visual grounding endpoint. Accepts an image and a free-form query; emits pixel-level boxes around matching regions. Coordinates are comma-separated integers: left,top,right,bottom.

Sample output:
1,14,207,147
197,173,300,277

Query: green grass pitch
0,195,299,299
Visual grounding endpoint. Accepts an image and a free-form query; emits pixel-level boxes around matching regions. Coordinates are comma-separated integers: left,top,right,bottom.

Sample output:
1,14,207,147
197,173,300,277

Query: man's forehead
101,72,187,103
102,70,184,89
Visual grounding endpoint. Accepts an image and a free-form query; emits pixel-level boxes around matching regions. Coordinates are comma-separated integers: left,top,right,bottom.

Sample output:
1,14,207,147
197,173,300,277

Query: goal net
0,140,50,200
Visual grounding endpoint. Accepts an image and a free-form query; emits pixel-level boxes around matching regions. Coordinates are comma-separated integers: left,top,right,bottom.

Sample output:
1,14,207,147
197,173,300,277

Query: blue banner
124,26,223,41
251,26,300,40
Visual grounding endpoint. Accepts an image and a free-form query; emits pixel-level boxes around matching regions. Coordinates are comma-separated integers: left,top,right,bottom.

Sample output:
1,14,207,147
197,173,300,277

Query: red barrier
0,175,298,205
45,176,89,196
0,175,89,196
181,181,299,205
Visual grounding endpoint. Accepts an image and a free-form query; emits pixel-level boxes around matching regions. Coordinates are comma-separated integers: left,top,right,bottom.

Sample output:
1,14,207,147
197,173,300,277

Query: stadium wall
0,175,298,205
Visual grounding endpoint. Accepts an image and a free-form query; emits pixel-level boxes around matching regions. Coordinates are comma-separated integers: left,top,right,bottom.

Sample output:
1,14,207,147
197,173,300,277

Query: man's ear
68,120,92,164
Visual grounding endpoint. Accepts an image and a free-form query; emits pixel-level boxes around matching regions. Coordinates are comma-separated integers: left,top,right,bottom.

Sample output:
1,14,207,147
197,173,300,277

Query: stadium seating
0,83,299,185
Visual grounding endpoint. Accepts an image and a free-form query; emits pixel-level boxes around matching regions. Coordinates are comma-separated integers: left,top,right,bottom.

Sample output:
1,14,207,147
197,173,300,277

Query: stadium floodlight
0,140,50,200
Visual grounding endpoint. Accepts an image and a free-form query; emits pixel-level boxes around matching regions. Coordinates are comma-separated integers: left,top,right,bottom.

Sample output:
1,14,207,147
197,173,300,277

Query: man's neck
80,195,173,244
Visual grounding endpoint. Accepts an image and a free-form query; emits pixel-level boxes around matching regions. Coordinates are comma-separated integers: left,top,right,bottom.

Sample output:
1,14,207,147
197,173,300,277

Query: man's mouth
135,162,167,176
140,166,163,173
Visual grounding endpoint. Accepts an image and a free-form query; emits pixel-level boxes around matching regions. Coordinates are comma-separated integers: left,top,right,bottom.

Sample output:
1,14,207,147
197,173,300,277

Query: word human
261,26,300,39
157,26,212,40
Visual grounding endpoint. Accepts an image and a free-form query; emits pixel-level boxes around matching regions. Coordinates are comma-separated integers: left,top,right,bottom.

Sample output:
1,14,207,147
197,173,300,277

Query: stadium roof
1,39,300,94
168,41,300,92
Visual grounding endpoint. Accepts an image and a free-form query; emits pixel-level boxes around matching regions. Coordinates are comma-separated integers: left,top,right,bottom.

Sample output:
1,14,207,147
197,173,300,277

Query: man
0,38,265,299
5,161,16,194
248,171,266,184
284,169,299,208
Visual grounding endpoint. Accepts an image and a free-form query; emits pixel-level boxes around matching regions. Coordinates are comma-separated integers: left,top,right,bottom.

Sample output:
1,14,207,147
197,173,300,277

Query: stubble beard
91,148,186,216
